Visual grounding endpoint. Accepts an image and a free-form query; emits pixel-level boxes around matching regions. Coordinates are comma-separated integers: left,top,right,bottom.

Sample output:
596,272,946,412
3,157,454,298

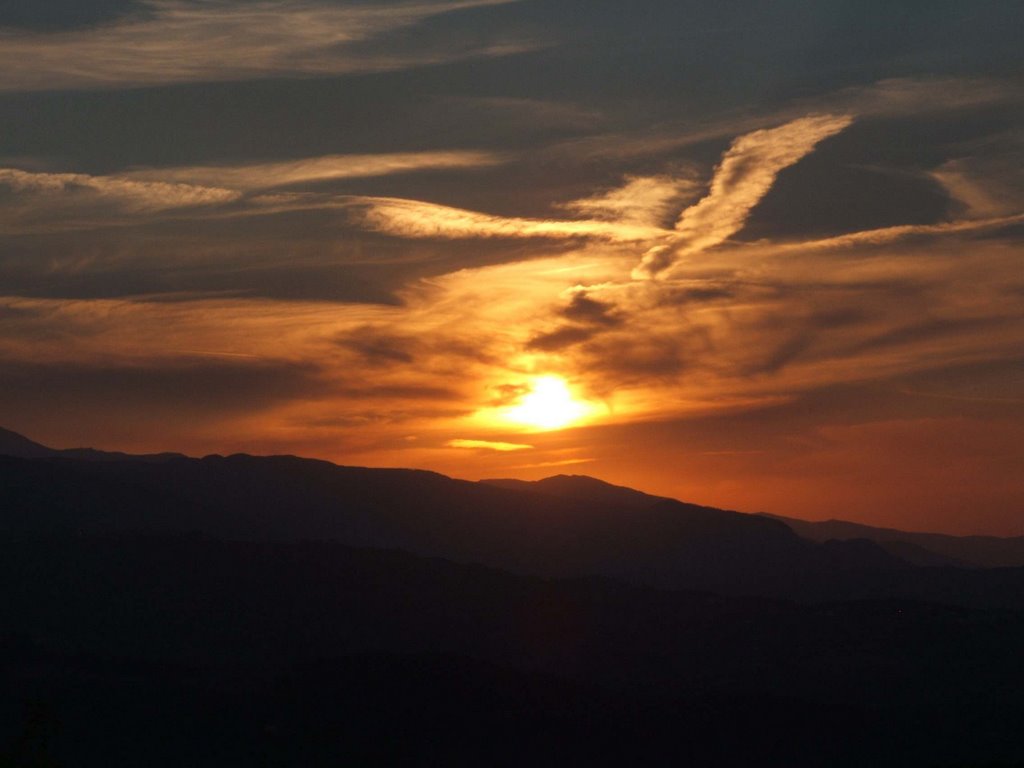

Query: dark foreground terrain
2,429,1023,766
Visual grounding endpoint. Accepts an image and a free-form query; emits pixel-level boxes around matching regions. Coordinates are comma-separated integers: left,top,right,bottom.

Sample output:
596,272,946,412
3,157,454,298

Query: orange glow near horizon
1,87,1022,538
495,375,596,432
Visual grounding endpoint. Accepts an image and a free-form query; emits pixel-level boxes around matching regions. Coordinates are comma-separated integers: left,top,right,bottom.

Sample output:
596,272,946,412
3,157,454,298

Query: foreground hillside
4,535,1024,767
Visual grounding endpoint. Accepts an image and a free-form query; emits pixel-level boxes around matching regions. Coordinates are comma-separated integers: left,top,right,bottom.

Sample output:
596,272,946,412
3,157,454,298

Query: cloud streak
345,195,670,242
447,439,533,451
0,0,527,92
0,168,240,211
0,150,503,232
124,151,503,190
559,174,701,228
340,115,856,273
541,77,1016,166
766,212,1024,254
633,114,855,278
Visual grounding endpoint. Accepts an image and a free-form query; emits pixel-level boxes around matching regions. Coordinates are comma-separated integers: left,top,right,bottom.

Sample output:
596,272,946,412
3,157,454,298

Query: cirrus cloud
0,0,530,92
632,114,855,278
0,167,240,211
122,150,503,191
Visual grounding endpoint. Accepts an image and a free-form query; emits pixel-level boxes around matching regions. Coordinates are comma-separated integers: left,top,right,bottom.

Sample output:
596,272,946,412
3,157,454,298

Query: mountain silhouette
482,473,666,508
0,425,185,464
0,426,54,458
489,471,1024,572
3,426,1024,766
5,426,1024,608
1,426,1012,575
765,513,1024,568
0,444,910,595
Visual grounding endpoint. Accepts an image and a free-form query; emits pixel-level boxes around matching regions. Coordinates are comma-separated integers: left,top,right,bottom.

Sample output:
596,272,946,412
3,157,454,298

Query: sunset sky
1,0,1022,534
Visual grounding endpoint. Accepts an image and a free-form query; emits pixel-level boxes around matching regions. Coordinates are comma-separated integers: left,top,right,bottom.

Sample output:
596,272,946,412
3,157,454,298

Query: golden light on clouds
1,88,1022,532
447,438,534,451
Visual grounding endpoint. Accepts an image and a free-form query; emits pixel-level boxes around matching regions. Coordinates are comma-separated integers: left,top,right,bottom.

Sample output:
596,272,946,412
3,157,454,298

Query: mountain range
3,426,1024,766
2,426,1023,601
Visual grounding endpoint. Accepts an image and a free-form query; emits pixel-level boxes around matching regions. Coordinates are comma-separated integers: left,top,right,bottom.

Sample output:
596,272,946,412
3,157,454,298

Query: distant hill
490,473,1024,570
0,426,184,464
0,426,54,458
764,513,1024,568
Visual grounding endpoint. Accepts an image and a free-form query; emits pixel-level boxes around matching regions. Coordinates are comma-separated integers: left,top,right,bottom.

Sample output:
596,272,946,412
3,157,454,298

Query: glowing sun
502,375,592,431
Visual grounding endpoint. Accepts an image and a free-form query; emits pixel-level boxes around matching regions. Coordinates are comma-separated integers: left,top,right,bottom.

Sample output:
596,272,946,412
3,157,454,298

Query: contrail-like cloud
765,212,1024,254
122,151,503,190
346,195,670,242
632,114,854,278
343,173,699,242
341,115,855,270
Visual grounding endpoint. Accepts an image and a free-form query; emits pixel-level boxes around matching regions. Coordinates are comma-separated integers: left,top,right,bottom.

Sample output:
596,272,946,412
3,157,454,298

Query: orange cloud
559,174,702,227
345,196,671,242
447,439,534,451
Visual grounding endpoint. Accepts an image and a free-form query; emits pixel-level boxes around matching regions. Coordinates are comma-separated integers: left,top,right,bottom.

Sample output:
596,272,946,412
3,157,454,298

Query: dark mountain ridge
764,512,1024,568
5,426,1015,569
3,427,1023,607
486,473,1024,571
0,426,184,464
0,452,830,592
482,474,666,508
4,428,1024,765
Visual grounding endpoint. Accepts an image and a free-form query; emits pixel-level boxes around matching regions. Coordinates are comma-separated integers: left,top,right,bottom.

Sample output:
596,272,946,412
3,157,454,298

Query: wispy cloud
0,150,503,231
0,167,244,232
931,157,1024,220
345,195,670,242
632,114,854,278
447,438,533,451
0,0,528,92
509,457,595,469
341,115,855,277
0,168,240,211
767,212,1024,253
542,77,1018,166
124,151,503,190
559,174,701,227
827,77,1021,119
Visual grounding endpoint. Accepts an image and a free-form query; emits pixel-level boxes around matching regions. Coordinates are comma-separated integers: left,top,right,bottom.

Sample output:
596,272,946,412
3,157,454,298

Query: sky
0,0,1022,534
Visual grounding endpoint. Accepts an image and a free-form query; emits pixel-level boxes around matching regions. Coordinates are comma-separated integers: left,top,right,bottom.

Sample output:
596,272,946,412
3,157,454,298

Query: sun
501,375,592,431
